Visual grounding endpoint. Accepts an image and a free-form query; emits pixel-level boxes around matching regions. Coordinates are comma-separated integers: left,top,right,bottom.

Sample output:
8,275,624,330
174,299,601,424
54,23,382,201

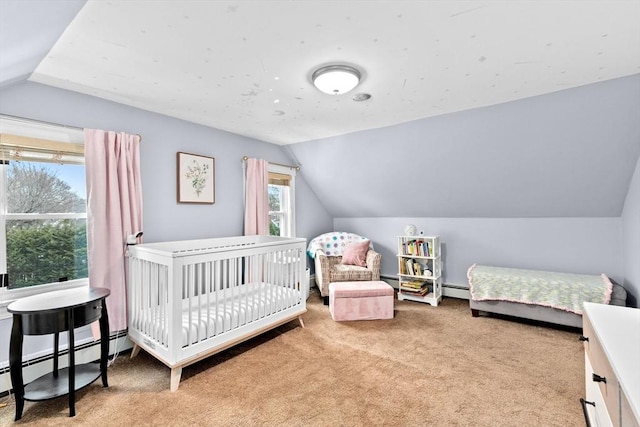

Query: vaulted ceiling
2,0,639,145
1,1,639,219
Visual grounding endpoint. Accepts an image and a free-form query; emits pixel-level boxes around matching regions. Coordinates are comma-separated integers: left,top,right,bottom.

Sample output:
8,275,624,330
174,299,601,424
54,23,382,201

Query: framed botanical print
177,152,215,204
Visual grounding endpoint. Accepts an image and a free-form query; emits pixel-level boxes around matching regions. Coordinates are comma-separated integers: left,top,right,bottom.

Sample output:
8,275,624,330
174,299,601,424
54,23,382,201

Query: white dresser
582,302,640,427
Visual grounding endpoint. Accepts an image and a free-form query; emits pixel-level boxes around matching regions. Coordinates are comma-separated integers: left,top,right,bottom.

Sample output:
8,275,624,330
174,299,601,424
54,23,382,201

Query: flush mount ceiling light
312,65,361,95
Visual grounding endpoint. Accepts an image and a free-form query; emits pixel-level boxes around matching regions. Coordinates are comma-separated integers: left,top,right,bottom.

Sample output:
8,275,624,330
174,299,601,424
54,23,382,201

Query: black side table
8,287,110,421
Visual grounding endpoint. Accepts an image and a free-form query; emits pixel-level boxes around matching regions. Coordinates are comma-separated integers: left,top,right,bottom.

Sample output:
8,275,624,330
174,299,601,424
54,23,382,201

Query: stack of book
400,280,429,296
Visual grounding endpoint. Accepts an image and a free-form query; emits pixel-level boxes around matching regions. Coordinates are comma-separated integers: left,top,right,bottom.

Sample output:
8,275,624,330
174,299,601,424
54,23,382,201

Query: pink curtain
244,158,269,235
84,129,143,333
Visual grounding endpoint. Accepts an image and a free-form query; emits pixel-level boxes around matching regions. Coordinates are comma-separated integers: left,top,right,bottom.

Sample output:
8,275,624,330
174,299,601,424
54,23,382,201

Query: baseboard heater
380,275,470,299
0,330,132,396
443,283,469,290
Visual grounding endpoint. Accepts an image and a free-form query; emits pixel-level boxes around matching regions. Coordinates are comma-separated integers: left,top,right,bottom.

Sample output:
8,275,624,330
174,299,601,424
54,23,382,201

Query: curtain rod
0,113,142,142
242,155,300,171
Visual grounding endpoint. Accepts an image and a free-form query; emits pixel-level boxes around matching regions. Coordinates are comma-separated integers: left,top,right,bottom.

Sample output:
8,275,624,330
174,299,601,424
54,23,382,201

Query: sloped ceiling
0,0,86,88
8,0,640,145
1,1,639,219
289,74,640,218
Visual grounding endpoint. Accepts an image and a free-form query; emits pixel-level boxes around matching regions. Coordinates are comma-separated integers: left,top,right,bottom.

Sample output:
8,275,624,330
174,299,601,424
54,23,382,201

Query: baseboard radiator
309,273,469,300
380,275,470,300
0,331,132,395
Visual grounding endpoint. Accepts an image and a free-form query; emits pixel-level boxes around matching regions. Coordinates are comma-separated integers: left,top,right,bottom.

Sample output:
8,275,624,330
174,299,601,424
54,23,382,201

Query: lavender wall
0,81,332,383
622,156,640,307
0,78,636,297
293,76,639,305
335,217,622,288
290,75,640,219
0,81,331,244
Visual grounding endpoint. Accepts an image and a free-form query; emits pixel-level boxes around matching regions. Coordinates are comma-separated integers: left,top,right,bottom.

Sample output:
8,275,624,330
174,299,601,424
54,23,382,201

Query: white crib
127,235,307,391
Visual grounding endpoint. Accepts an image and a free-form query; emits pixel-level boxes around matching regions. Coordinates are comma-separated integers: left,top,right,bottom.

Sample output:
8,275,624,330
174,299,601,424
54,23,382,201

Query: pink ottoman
329,281,394,321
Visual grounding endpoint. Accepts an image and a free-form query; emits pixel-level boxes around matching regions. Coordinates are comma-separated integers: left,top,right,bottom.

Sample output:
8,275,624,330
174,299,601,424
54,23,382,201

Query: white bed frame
127,235,307,391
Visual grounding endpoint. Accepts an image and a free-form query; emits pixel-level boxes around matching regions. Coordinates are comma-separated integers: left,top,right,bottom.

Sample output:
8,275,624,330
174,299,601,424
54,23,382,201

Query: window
268,164,296,237
0,116,87,294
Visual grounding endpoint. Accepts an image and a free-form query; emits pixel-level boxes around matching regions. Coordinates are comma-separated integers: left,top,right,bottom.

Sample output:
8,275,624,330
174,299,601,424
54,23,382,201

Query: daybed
127,235,307,391
307,232,381,304
467,264,627,328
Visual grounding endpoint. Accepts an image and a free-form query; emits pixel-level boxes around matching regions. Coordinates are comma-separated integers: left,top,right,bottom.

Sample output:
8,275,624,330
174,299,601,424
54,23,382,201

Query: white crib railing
127,236,307,391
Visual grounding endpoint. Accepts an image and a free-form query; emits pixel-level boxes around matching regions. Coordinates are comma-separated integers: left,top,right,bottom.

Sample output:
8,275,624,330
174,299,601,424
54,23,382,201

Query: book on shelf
413,261,422,276
400,286,429,297
402,280,426,290
402,258,410,275
402,239,431,257
406,259,413,275
401,259,424,276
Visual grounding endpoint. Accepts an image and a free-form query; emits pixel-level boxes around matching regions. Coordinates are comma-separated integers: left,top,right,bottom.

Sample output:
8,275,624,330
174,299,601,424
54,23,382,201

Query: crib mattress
178,283,299,346
179,282,301,346
133,282,302,348
467,264,613,315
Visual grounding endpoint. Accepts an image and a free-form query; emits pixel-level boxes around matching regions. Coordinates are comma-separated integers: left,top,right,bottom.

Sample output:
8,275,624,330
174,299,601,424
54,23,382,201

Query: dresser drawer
583,312,621,427
585,354,613,427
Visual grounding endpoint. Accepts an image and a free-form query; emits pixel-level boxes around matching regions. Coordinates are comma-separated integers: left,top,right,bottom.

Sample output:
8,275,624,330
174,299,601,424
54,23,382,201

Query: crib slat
127,236,307,391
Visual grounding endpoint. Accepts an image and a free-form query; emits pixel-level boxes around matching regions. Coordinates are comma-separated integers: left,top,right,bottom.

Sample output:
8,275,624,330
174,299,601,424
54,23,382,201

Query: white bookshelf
396,235,442,306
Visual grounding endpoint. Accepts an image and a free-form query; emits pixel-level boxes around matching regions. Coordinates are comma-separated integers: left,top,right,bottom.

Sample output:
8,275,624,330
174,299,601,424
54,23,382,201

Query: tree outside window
2,161,87,289
268,184,282,236
267,165,295,237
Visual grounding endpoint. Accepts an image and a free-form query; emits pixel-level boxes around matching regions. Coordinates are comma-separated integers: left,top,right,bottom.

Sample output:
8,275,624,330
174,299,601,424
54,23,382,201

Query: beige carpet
0,290,585,426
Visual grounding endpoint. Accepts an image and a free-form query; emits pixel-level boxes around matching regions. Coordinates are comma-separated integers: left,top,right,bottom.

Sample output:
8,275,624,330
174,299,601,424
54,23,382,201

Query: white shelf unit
396,235,443,306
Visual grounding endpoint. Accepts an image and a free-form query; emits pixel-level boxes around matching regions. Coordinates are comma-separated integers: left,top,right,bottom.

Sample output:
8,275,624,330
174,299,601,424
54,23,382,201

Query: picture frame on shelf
177,152,215,204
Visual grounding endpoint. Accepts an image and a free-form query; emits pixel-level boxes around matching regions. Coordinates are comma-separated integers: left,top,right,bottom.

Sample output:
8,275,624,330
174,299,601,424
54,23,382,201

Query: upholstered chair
307,232,382,304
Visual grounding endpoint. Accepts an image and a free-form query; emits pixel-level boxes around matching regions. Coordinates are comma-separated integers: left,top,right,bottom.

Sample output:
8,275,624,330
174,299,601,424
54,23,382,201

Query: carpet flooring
0,290,586,426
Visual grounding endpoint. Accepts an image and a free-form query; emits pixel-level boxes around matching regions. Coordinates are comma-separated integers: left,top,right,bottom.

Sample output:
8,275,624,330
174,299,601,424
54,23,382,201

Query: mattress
133,282,302,347
467,264,613,315
180,282,301,346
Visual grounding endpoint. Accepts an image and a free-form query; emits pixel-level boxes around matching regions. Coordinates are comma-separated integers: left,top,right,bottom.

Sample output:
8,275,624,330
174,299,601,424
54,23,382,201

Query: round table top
7,287,110,314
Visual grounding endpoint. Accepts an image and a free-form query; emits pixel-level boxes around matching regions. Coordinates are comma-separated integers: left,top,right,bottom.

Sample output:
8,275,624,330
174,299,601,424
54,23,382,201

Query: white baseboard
381,276,470,300
0,334,132,394
443,286,470,299
306,273,469,300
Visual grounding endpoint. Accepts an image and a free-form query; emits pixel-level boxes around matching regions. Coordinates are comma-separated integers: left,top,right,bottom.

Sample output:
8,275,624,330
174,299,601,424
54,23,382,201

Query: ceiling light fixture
312,65,361,95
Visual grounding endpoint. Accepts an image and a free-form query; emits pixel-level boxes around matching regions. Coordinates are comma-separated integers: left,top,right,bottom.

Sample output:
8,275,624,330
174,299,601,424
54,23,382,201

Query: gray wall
622,156,640,307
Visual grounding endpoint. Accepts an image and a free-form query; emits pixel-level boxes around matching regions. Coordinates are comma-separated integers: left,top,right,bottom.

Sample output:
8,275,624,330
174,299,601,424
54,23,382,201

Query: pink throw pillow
341,240,370,267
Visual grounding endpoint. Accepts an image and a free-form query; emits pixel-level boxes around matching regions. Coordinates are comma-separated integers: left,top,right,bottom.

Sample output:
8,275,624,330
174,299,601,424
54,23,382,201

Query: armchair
307,232,382,304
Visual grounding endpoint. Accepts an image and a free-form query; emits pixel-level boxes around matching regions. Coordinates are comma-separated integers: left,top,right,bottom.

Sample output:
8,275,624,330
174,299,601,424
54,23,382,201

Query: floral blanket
467,264,613,314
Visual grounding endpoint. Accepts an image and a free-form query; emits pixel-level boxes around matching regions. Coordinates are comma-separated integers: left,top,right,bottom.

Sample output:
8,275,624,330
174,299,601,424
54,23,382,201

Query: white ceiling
25,1,640,145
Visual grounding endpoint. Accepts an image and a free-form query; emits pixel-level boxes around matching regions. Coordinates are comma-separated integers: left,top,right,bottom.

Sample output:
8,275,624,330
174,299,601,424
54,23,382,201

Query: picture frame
177,152,215,204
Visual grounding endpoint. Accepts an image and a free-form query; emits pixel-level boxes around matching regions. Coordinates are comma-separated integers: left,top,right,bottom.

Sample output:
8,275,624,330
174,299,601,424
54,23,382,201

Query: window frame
0,116,88,317
267,163,296,238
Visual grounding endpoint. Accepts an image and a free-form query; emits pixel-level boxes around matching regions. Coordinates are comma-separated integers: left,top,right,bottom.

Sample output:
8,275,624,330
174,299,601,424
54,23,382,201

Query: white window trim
268,163,296,237
0,161,5,278
0,115,87,317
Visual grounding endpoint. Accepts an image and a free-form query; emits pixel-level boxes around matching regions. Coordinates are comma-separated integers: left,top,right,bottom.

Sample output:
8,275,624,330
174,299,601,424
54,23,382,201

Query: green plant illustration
185,159,209,196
